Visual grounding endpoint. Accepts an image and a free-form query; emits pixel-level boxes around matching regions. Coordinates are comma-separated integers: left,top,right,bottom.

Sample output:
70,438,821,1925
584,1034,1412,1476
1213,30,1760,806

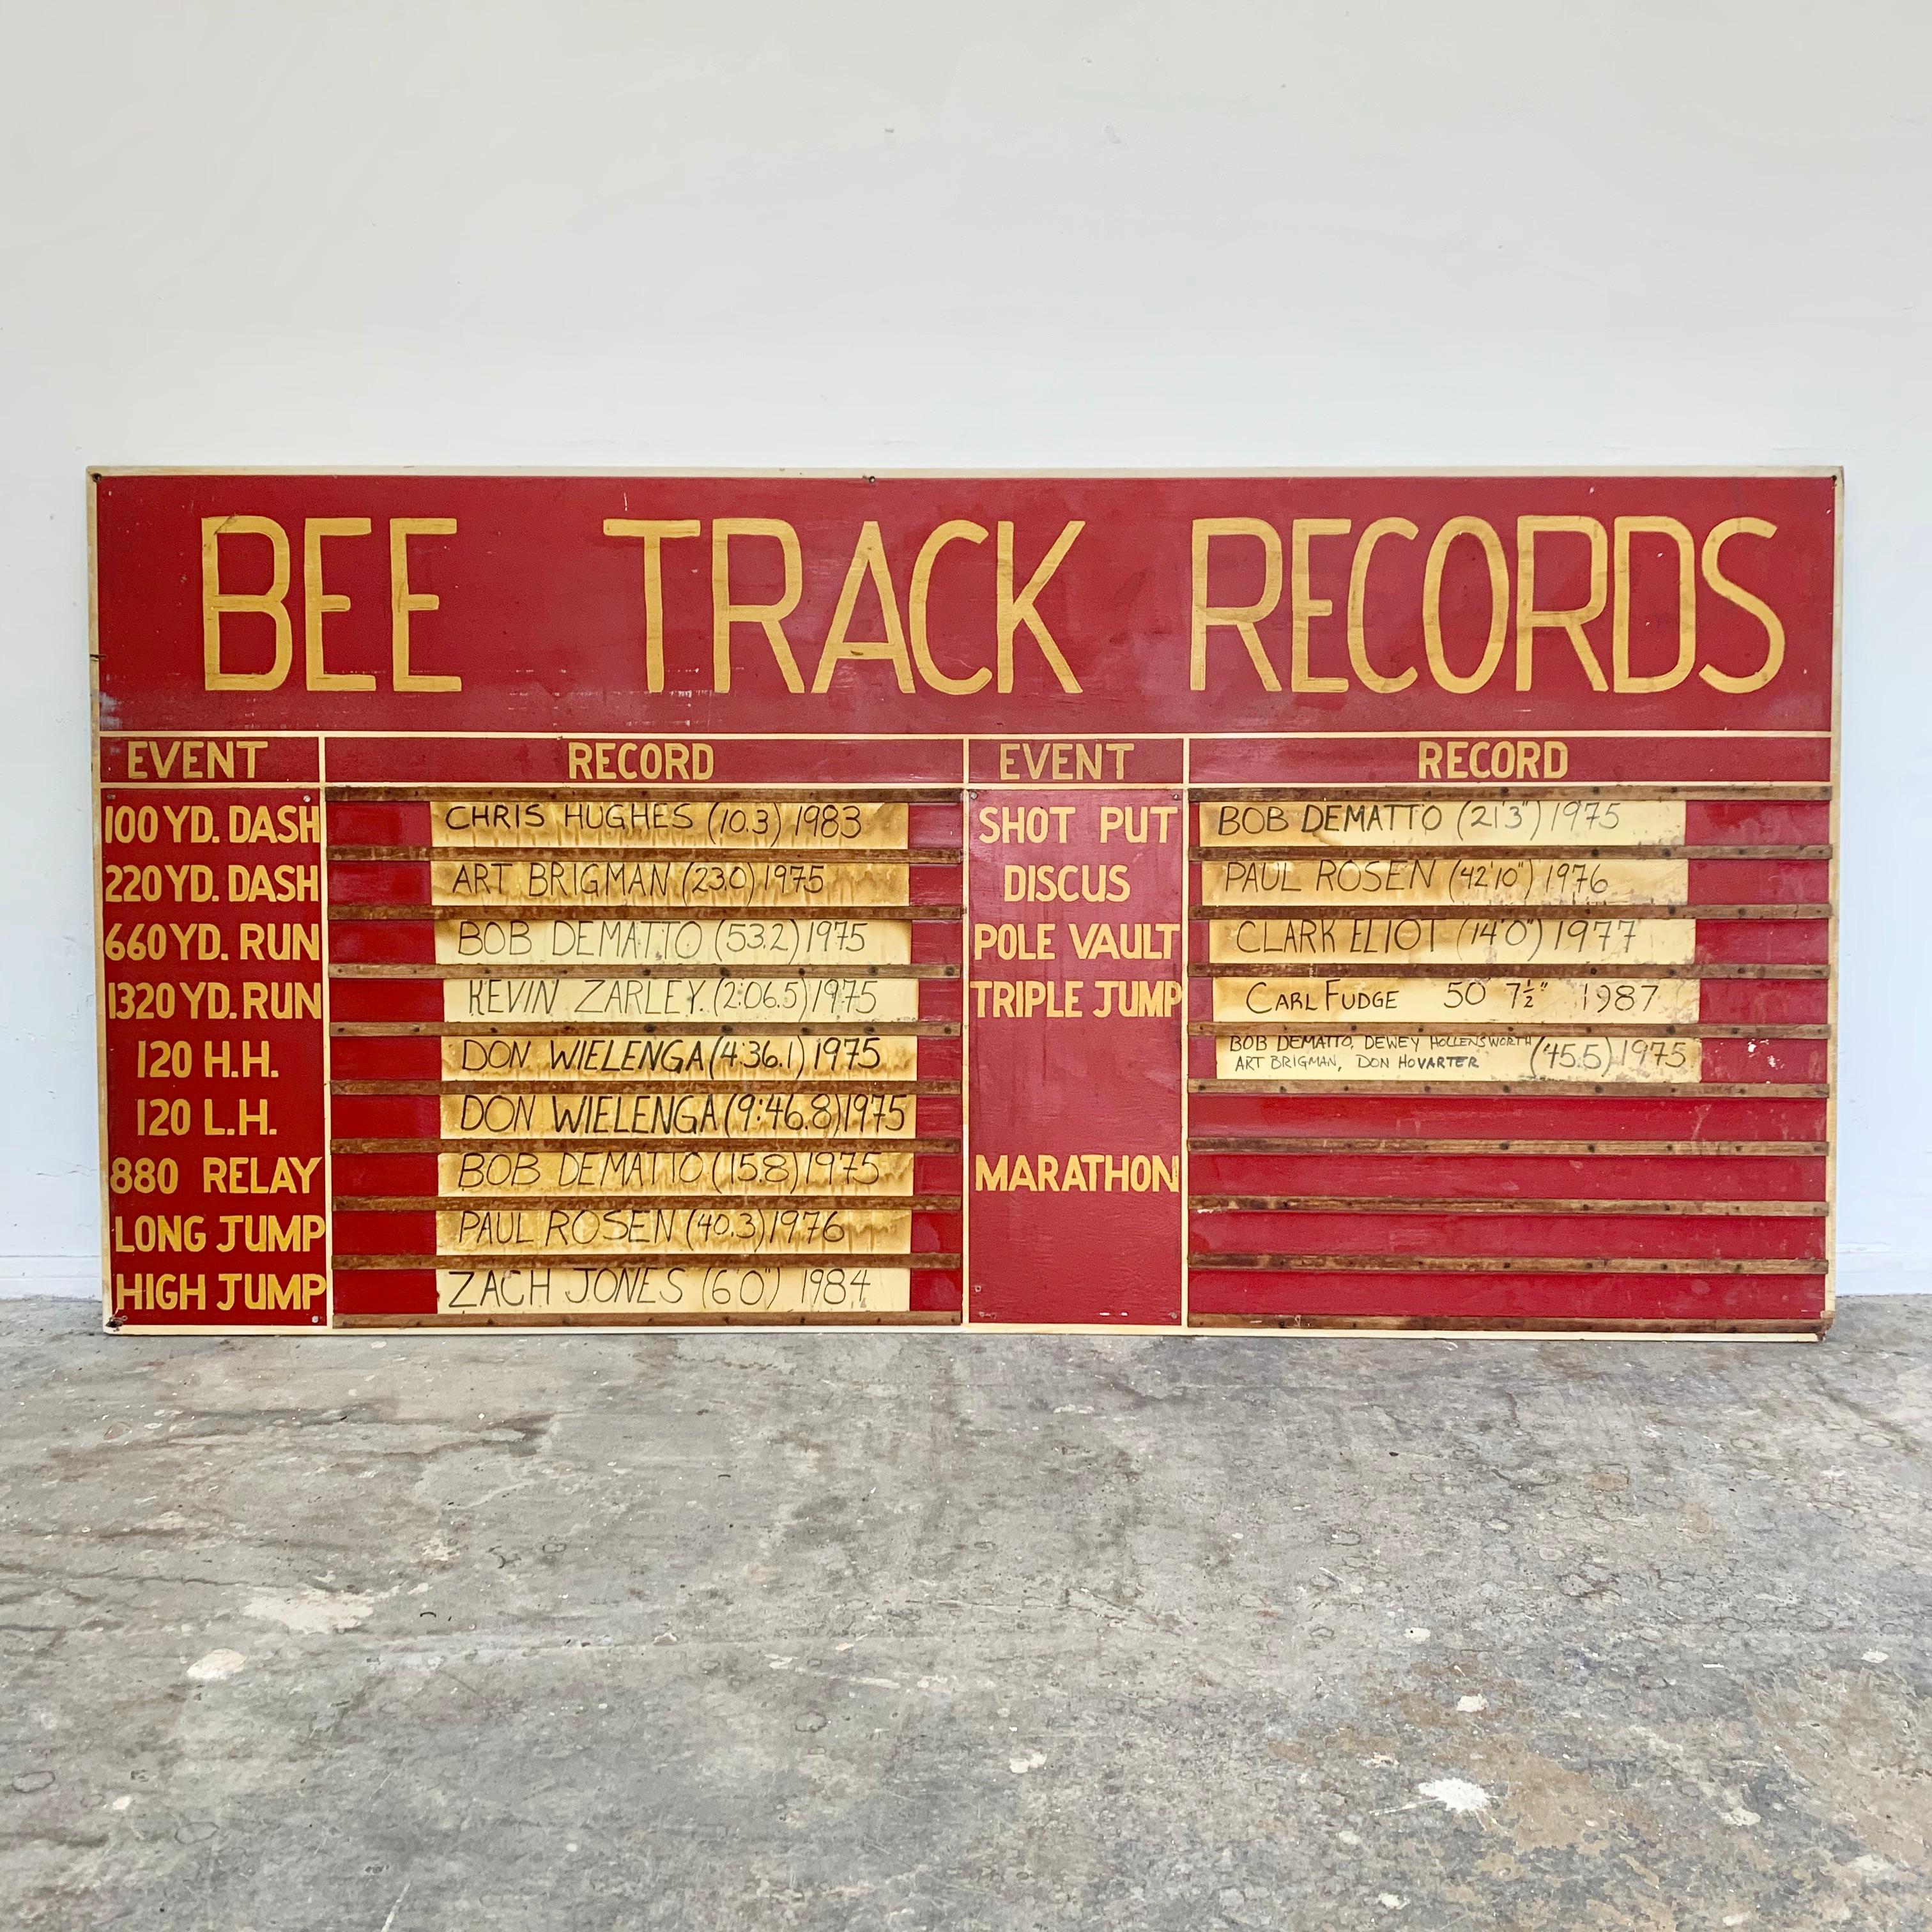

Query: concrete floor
1,1300,1928,1932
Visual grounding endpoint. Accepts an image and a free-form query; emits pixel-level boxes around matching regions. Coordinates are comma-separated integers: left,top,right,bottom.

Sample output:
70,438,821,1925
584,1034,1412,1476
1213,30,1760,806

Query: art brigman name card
91,472,1837,1335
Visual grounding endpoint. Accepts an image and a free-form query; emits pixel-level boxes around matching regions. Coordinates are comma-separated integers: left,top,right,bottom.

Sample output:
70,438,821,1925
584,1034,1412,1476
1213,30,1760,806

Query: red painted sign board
91,471,1839,1335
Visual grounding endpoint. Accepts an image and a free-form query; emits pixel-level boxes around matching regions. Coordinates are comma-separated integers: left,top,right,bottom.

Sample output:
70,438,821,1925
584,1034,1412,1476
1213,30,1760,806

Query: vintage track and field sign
90,472,1839,1335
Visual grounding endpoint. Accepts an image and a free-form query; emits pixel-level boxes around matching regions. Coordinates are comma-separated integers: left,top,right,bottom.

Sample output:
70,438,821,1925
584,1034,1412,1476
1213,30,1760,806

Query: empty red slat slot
908,803,962,845
334,1209,436,1255
332,1094,440,1138
1190,1209,1824,1262
328,802,429,846
1689,860,1828,904
912,1154,963,1194
912,1211,962,1250
1697,920,1828,965
1188,1153,1827,1202
1702,1039,1827,1082
330,861,431,905
1697,980,1827,1023
910,1269,962,1313
1186,1269,1825,1325
919,981,962,1022
332,1036,439,1081
917,1038,963,1080
910,866,963,905
1686,801,1829,845
912,922,962,963
329,921,434,964
332,1154,439,1197
329,978,444,1022
331,1268,438,1316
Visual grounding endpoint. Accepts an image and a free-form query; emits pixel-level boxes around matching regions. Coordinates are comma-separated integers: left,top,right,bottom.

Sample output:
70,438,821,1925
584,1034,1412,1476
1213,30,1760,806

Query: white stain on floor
1418,1776,1492,1814
186,1649,246,1682
243,1589,374,1634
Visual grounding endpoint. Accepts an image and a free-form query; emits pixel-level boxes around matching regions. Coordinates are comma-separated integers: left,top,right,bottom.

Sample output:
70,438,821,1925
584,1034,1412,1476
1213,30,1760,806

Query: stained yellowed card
440,1032,916,1082
1208,914,1697,968
437,1147,917,1197
1199,798,1685,848
431,857,908,909
442,973,919,1024
433,916,912,967
1201,856,1688,908
1215,1029,1700,1082
1212,976,1700,1025
436,1262,912,1316
431,799,908,850
437,1202,912,1255
440,1088,917,1140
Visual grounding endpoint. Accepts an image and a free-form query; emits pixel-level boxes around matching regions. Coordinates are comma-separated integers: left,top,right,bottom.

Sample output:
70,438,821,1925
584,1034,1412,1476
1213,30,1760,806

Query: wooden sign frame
89,470,1841,1337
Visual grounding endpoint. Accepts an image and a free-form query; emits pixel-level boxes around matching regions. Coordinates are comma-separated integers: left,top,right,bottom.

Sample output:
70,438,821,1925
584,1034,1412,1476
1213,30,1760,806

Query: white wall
4,0,1926,1296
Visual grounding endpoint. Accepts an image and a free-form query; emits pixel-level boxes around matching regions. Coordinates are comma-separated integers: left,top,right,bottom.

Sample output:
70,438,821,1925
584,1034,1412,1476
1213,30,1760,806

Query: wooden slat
1190,1195,1824,1217
335,1251,965,1270
330,844,962,864
339,1194,963,1213
1187,1312,1821,1335
334,1310,964,1328
335,1135,963,1154
333,1077,958,1096
1192,903,1830,921
332,1020,961,1038
1188,784,1832,802
330,962,963,979
325,785,964,804
1189,1021,1827,1039
1188,962,1825,979
1193,1254,1825,1275
1188,844,1830,862
1192,1080,1827,1098
331,901,963,921
1185,1137,1827,1156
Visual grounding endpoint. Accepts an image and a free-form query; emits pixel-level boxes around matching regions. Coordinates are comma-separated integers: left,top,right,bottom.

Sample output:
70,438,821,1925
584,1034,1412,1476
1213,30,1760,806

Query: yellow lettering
1190,517,1282,691
1347,517,1418,693
201,516,292,691
390,517,461,691
1423,517,1508,694
907,521,992,695
813,521,915,693
302,516,375,692
712,518,806,694
1515,516,1609,691
1291,518,1351,692
603,519,700,693
997,521,1084,693
1613,516,1696,693
1698,518,1786,694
